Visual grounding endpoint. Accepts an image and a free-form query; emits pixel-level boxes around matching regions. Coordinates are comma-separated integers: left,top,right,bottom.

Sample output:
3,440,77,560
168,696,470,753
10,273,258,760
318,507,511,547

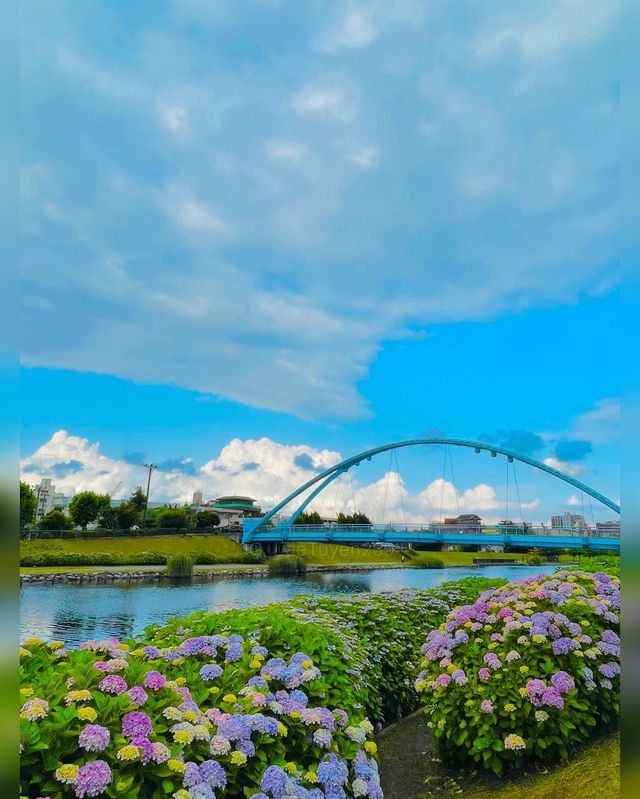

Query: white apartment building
550,512,589,533
33,478,70,521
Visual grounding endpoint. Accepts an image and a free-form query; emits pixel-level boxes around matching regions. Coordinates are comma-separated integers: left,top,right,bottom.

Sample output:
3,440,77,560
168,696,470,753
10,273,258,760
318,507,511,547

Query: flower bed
415,570,620,774
20,578,502,798
20,632,383,799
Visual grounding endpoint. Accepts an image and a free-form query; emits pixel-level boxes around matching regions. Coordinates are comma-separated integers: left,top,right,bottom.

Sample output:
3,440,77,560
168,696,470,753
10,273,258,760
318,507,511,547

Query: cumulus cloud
20,431,541,524
543,457,585,478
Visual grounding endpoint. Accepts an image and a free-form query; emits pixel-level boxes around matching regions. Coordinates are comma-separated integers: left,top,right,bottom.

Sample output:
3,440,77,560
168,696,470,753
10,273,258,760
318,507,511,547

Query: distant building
442,514,482,532
33,478,70,521
190,495,263,529
551,513,589,532
595,520,620,536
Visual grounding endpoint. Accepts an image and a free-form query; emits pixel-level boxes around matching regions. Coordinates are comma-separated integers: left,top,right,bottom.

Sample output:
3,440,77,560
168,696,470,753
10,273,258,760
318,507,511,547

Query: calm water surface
20,565,559,646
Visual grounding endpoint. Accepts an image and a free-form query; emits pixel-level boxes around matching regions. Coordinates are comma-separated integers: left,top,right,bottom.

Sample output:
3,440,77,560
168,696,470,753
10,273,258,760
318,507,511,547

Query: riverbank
19,561,412,584
376,709,620,798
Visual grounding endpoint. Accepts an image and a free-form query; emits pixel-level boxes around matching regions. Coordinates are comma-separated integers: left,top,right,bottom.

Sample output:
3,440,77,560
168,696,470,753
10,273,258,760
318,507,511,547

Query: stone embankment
20,562,406,585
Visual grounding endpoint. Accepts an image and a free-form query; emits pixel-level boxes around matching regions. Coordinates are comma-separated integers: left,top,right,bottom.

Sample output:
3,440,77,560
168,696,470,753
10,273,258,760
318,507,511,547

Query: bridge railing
248,523,619,539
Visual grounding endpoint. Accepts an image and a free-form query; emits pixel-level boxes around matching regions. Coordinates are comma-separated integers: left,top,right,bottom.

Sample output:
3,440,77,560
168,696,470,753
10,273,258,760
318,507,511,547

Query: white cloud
21,3,618,420
163,190,230,236
161,104,190,135
20,431,343,508
570,398,620,445
318,10,377,52
347,145,378,168
266,141,310,165
567,494,581,506
22,432,542,525
474,0,617,62
543,457,585,478
292,87,356,121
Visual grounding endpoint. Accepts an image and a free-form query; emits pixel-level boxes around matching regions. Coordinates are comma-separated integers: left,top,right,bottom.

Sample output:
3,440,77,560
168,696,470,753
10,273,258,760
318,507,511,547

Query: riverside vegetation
19,567,619,799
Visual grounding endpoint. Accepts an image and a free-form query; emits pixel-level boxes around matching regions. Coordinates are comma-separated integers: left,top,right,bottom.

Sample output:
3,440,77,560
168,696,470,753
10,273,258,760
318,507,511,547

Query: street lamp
142,463,157,528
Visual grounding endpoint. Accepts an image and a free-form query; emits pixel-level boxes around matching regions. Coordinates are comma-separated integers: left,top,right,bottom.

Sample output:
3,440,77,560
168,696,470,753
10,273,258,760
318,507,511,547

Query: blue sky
20,0,620,523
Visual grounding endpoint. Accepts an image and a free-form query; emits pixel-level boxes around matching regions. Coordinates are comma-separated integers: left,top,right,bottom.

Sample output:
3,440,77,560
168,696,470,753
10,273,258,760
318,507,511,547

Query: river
19,564,559,646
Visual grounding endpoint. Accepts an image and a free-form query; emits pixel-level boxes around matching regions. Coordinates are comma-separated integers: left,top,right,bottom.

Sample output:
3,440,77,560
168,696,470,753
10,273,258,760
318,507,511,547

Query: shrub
19,578,506,798
267,554,307,575
165,553,194,578
415,570,620,774
528,554,544,566
147,577,503,725
20,633,383,799
156,508,188,530
413,554,445,569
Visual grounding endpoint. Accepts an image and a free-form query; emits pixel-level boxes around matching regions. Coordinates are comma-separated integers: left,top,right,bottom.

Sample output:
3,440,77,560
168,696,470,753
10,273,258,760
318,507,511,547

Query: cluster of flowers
20,626,383,799
415,570,620,774
287,583,492,724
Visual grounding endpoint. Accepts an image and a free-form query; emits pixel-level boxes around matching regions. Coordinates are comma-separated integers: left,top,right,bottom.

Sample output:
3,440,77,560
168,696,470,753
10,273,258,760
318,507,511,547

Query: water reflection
20,565,559,647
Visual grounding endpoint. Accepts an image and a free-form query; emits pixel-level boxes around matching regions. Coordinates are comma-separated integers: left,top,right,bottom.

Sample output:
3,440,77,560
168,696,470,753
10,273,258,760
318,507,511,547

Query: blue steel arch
243,438,620,542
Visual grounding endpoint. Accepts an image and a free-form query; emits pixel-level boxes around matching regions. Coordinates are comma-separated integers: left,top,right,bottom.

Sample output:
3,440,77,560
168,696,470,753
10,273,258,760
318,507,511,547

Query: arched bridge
242,438,620,552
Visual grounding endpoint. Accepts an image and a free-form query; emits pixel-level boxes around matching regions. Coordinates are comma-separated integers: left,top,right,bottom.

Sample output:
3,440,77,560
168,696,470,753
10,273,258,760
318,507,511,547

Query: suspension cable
381,451,393,524
505,457,510,522
588,493,596,535
332,473,343,518
439,445,448,523
512,461,524,527
447,445,461,517
348,469,357,516
394,448,408,528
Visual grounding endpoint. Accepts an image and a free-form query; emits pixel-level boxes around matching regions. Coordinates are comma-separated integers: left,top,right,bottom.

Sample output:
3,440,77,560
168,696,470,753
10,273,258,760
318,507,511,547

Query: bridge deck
242,523,619,551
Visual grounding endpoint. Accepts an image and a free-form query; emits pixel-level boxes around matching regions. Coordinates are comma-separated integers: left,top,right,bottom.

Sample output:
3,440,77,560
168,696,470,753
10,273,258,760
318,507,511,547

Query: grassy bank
465,733,620,799
378,709,619,799
20,534,253,567
290,543,535,567
21,535,553,570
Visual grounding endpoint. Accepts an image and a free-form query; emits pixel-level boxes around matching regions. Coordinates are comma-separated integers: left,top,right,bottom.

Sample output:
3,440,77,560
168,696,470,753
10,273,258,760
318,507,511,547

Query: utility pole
141,463,156,528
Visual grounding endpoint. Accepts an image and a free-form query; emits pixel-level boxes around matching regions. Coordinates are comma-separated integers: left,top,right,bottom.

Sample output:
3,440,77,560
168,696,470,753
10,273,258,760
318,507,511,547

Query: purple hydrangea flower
98,675,127,695
551,671,575,693
551,637,580,655
78,725,110,752
126,686,148,706
200,664,223,681
260,765,288,798
225,643,244,662
74,760,112,798
142,670,166,690
122,711,153,739
199,759,227,789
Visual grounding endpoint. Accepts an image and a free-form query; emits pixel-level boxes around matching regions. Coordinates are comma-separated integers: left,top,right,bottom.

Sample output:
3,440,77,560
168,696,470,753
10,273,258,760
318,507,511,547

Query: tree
20,482,37,527
294,511,322,525
127,487,148,515
39,509,73,531
156,508,188,530
337,511,371,525
68,491,111,529
194,511,220,529
98,504,139,531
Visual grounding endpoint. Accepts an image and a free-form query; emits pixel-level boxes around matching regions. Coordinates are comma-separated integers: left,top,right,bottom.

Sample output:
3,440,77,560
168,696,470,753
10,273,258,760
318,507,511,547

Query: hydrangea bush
415,570,620,774
20,579,502,798
20,632,382,799
145,578,502,724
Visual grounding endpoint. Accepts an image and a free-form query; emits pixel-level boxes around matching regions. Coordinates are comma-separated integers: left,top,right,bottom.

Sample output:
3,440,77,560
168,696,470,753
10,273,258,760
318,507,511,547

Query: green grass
464,733,619,799
290,542,405,565
289,544,530,567
20,534,249,565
